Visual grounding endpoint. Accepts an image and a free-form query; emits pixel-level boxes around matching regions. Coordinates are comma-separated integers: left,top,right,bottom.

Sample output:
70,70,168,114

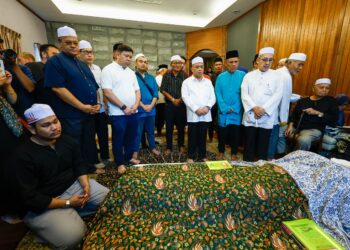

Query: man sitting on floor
11,104,109,249
286,78,338,150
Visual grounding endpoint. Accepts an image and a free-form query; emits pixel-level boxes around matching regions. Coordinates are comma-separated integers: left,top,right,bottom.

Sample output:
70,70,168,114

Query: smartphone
0,59,5,76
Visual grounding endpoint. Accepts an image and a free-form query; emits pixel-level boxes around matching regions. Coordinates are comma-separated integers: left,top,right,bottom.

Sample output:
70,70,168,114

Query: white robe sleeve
262,74,284,116
207,81,216,108
181,79,200,113
241,74,257,112
279,74,292,123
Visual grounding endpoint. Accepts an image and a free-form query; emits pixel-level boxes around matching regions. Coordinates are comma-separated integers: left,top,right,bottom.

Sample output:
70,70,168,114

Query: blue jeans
135,115,156,151
110,114,139,166
267,124,279,159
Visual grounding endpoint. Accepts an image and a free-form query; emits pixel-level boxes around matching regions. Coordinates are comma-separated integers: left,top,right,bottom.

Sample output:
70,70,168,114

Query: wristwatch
65,199,70,207
318,112,324,118
120,104,127,110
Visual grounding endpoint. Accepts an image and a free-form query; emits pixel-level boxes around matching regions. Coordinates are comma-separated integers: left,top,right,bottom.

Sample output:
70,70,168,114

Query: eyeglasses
63,41,79,46
260,58,274,63
80,50,94,55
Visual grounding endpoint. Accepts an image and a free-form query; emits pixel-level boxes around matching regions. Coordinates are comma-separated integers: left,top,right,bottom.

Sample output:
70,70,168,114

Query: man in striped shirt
160,55,188,155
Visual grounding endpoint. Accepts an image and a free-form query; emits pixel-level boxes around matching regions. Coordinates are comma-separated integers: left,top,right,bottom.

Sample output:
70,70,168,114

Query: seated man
11,104,109,249
286,78,338,150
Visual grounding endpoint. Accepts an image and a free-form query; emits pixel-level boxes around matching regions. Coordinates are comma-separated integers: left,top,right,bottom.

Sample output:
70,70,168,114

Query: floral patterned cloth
273,150,350,249
83,162,309,249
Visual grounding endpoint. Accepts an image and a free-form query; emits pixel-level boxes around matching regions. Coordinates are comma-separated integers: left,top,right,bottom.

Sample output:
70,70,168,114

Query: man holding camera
0,48,36,116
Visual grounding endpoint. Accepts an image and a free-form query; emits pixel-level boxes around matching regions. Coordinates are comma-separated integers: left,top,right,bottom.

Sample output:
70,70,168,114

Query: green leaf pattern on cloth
83,163,309,249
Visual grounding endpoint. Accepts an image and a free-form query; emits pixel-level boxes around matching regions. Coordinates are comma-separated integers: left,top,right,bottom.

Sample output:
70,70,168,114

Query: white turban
79,40,92,50
57,26,77,38
191,56,203,65
135,53,145,61
170,55,182,62
288,53,307,62
315,78,331,85
24,104,56,125
259,47,275,56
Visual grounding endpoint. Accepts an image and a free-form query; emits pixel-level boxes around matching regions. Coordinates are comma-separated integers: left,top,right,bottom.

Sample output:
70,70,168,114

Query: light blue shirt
215,70,245,127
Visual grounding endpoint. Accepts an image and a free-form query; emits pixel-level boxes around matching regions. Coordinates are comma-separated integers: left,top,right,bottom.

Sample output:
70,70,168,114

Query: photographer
0,49,36,116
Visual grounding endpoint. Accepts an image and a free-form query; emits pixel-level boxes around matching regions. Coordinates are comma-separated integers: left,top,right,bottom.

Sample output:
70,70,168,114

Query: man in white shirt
181,57,216,162
78,40,111,169
101,44,140,175
241,47,283,161
267,53,307,159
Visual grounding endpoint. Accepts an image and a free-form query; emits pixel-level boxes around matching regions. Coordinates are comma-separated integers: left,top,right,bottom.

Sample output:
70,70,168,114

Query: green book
205,160,232,170
282,219,344,250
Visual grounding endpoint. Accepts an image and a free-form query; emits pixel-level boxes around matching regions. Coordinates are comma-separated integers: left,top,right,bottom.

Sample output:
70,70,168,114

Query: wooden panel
257,0,350,97
186,26,227,59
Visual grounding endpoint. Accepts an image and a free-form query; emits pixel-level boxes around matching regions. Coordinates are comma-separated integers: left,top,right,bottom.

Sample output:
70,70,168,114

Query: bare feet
165,149,172,156
129,158,141,165
231,154,239,161
95,168,106,174
152,148,160,156
187,158,194,163
117,165,127,175
95,162,106,169
217,153,224,160
179,146,186,154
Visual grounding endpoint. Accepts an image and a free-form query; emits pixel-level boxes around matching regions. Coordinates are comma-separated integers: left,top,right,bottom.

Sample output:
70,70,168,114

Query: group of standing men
28,24,337,173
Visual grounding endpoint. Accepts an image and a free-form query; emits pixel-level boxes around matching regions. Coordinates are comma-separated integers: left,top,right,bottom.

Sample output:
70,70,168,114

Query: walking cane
291,111,305,150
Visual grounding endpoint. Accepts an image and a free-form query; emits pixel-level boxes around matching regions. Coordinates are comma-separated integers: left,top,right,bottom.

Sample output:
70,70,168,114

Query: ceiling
20,0,264,32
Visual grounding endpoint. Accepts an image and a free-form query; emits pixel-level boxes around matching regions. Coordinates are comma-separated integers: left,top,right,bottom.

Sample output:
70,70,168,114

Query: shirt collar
113,61,128,70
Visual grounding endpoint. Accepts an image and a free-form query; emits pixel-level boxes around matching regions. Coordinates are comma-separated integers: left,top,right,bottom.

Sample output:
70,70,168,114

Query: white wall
0,0,47,54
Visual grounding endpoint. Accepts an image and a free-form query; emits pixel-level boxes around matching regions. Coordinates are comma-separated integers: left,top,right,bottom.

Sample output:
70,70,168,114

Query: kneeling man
13,104,109,249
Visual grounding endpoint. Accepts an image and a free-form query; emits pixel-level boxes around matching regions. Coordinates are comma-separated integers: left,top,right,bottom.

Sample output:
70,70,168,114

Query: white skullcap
79,40,92,50
279,58,287,64
135,53,145,61
57,26,77,38
170,55,182,62
315,78,331,85
24,104,56,125
191,56,203,65
288,53,307,62
259,47,275,56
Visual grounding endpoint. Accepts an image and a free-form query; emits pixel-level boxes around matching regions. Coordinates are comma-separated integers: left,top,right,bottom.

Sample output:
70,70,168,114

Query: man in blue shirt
133,53,160,160
45,26,101,173
215,50,246,161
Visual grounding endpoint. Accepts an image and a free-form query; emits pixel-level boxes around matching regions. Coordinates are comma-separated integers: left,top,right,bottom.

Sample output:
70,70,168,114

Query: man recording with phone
0,48,36,116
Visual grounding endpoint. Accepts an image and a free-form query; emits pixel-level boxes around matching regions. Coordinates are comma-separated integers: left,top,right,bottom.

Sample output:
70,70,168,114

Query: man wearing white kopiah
12,104,109,249
181,57,216,162
267,52,307,159
241,47,283,161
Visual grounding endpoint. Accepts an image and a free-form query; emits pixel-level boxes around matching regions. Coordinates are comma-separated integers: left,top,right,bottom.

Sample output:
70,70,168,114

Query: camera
0,49,17,61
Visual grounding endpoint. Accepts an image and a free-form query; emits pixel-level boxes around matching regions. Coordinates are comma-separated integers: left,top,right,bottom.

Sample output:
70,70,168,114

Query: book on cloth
282,219,344,250
205,160,232,170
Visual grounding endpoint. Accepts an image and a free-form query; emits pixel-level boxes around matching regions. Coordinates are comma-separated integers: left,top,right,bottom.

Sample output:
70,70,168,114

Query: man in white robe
181,57,216,162
241,47,283,161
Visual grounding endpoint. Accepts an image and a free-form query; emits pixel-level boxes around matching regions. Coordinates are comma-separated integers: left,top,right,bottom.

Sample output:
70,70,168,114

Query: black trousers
243,126,271,162
60,115,98,172
155,103,165,135
218,124,240,155
94,112,110,160
188,122,208,159
208,104,217,140
165,103,186,150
